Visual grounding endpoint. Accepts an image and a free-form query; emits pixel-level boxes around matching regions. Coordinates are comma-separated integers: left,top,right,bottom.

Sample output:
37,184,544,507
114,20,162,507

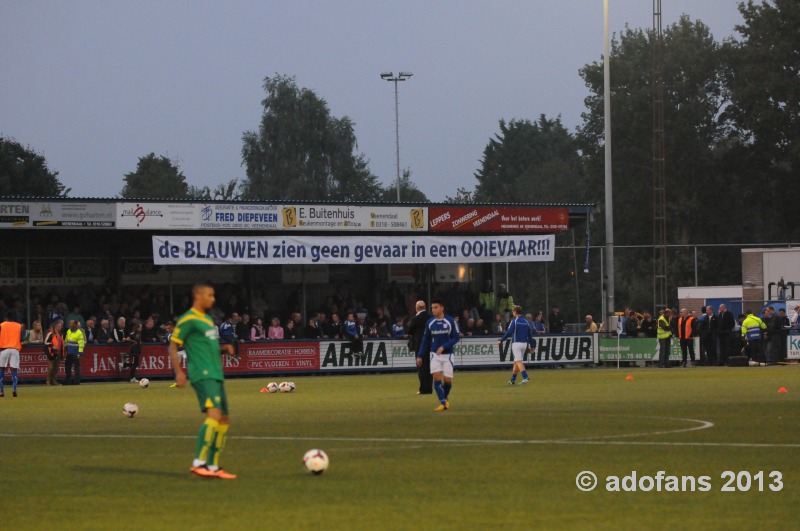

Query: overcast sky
1,1,744,202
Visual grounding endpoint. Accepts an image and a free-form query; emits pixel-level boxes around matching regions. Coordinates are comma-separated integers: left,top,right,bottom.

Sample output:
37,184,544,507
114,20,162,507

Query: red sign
13,341,320,381
428,206,569,233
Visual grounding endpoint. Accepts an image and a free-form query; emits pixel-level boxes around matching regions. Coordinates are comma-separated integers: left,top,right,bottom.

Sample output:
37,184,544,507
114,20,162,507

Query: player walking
168,284,237,479
416,299,460,412
499,305,534,385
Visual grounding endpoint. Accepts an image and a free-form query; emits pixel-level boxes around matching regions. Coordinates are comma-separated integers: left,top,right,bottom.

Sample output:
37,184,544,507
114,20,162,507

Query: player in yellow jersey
168,284,237,479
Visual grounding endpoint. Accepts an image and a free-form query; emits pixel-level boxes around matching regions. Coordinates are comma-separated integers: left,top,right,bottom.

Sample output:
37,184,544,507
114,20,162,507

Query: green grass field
2,367,799,530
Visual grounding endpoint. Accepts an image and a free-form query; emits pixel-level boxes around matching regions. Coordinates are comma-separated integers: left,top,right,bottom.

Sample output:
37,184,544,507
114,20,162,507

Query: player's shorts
178,349,187,360
511,342,529,362
0,348,20,369
429,352,454,378
191,378,229,415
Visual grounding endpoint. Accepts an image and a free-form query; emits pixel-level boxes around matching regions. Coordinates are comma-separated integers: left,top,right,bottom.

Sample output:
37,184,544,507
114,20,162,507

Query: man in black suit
717,304,736,366
406,300,432,395
548,306,565,333
696,305,718,366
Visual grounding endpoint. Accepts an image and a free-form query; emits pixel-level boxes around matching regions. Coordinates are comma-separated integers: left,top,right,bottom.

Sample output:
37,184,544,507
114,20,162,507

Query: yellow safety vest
65,328,85,354
657,316,672,339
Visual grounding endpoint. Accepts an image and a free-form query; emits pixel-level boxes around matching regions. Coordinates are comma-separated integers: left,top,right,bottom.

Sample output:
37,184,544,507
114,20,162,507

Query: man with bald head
406,300,432,394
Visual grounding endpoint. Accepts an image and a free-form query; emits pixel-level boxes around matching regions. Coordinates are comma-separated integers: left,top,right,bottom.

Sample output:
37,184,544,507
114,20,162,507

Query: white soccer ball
303,449,329,475
267,382,280,393
123,402,139,418
139,378,150,389
288,381,296,392
279,381,292,393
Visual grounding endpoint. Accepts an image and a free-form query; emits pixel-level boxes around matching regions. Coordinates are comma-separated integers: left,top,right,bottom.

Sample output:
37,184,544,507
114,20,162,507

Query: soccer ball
288,382,296,391
279,381,294,393
267,382,279,393
123,402,139,418
303,449,329,475
139,378,150,388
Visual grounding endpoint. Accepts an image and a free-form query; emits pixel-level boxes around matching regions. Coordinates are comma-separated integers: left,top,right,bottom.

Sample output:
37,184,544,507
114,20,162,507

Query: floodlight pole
603,0,616,331
381,72,413,202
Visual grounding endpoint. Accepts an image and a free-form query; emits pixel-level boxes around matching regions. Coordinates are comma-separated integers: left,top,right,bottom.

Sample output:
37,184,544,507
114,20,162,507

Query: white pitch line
556,416,715,441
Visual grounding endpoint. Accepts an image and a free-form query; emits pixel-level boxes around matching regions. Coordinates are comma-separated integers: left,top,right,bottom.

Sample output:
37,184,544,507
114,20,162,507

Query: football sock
208,423,229,470
434,380,445,403
510,373,517,383
0,369,4,393
195,418,219,465
521,370,529,380
11,369,18,391
443,382,452,399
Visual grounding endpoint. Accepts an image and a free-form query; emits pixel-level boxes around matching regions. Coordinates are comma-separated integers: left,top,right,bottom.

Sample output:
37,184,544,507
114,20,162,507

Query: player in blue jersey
499,305,533,385
417,299,460,412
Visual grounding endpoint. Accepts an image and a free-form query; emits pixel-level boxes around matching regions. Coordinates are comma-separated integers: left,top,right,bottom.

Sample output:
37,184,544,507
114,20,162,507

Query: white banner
318,335,596,371
280,205,426,232
788,335,800,360
152,234,555,265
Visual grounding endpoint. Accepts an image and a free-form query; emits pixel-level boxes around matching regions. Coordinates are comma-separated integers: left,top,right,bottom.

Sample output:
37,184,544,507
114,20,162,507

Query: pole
544,263,549,325
694,246,698,286
393,79,401,203
25,239,31,327
603,0,616,332
572,229,581,323
600,247,605,330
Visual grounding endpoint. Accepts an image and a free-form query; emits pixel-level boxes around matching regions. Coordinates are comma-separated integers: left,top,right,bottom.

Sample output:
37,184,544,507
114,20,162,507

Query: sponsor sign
0,203,31,226
428,206,569,233
788,335,800,360
598,337,700,362
30,202,116,228
199,203,280,230
319,335,596,370
17,342,320,380
152,234,555,265
281,205,426,232
118,202,198,229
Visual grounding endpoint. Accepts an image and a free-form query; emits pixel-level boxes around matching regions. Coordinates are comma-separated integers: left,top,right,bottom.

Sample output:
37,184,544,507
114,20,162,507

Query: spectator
793,305,800,330
112,317,128,343
344,312,363,358
376,316,391,338
141,318,159,342
392,316,406,338
304,318,320,339
474,318,489,336
677,308,696,367
64,319,85,385
496,284,514,324
284,319,299,340
366,320,379,338
640,312,657,338
218,314,236,348
43,320,63,386
624,310,640,337
717,304,736,366
97,319,113,343
478,279,496,324
764,306,782,364
268,318,284,340
250,317,266,341
584,315,598,333
491,313,505,334
548,306,565,333
696,306,717,365
354,301,368,322
464,318,477,336
236,314,250,342
27,319,44,343
326,313,343,339
527,311,543,334
777,308,790,362
84,318,97,344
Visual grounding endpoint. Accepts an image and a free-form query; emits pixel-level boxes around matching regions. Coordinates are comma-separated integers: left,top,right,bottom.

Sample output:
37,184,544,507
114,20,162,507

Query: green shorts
191,379,229,416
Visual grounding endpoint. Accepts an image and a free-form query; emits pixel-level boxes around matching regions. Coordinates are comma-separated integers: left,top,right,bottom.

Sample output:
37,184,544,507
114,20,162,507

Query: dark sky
1,1,744,201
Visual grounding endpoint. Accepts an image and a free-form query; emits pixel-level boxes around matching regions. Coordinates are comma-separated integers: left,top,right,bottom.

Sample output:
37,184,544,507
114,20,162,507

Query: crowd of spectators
0,281,584,348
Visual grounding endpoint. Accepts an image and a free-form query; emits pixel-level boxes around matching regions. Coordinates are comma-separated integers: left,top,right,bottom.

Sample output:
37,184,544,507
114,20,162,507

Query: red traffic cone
260,387,268,393
625,375,634,381
778,387,787,393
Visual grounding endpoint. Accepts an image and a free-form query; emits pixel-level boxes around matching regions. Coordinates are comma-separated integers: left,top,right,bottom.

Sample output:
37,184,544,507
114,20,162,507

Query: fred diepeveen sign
152,234,555,265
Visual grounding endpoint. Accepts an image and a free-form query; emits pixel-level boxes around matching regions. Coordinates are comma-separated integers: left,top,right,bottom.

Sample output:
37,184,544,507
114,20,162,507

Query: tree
577,17,737,310
474,116,585,204
121,153,189,199
723,0,800,238
241,74,383,201
380,169,429,202
0,136,69,196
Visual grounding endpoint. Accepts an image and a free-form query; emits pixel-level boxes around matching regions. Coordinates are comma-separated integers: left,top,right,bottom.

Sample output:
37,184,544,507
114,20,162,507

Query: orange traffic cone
778,387,787,393
260,387,268,393
625,375,634,381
